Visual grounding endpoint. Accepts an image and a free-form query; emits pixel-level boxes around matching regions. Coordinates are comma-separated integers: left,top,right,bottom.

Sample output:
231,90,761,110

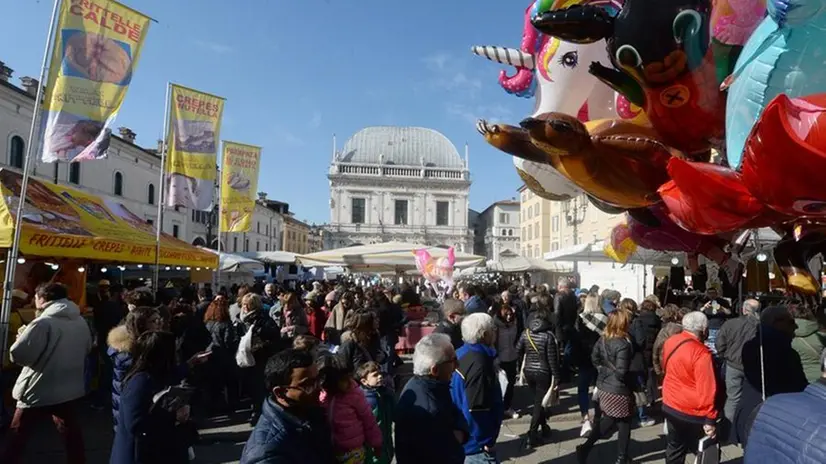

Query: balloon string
720,28,784,91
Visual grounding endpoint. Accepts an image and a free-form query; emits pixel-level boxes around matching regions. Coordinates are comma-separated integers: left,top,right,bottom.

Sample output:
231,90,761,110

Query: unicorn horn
471,45,535,69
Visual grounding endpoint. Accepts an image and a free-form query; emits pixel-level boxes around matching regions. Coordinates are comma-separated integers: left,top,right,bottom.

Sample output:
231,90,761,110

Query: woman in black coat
516,307,562,448
338,310,387,374
110,331,190,464
628,300,661,426
577,309,636,464
203,298,240,413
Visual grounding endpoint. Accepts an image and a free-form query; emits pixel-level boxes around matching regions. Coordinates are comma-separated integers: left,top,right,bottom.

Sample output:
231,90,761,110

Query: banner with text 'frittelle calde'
220,141,261,232
40,0,151,162
165,84,225,210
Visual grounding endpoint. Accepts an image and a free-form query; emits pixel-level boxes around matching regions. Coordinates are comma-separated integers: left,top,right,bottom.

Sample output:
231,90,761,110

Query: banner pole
216,154,223,290
0,0,63,369
153,82,171,296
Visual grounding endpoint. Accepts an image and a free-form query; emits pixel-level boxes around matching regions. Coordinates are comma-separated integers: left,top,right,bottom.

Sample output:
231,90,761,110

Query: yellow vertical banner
165,84,225,210
220,141,261,232
40,0,151,162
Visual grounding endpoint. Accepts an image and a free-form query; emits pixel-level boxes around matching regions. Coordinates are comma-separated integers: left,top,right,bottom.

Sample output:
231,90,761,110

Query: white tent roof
237,251,297,264
296,241,485,272
486,250,572,273
202,248,266,273
544,241,681,267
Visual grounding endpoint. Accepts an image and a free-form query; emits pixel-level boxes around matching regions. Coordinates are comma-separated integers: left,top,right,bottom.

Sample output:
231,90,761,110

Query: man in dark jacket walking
395,333,468,464
434,299,466,350
553,277,578,381
715,298,760,428
240,349,334,464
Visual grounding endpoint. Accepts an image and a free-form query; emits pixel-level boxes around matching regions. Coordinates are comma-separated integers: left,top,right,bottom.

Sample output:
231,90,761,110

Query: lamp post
205,206,218,250
563,195,588,275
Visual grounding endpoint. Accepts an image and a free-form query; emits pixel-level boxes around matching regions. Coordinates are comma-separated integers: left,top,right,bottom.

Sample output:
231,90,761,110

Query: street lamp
563,195,588,274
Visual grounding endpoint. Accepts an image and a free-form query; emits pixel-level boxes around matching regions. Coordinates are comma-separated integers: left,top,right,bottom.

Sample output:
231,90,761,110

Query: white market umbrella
201,248,266,273
544,240,680,267
296,241,485,272
487,249,572,273
237,251,297,264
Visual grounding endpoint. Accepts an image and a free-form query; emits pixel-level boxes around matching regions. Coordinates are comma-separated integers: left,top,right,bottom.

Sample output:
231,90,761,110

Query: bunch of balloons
474,0,826,295
413,247,456,295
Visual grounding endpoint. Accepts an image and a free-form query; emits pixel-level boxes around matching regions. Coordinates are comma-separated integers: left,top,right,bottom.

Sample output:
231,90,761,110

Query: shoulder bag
527,330,560,408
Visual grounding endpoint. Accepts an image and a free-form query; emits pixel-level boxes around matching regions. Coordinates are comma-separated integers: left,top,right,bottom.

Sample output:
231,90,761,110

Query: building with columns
476,200,520,260
325,126,473,251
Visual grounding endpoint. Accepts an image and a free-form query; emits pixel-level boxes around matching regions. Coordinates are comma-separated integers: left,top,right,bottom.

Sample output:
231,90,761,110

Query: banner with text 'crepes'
165,84,224,211
41,0,151,163
220,141,261,232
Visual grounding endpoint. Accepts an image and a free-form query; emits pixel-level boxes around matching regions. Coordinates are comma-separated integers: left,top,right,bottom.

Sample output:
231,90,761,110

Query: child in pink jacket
320,363,383,464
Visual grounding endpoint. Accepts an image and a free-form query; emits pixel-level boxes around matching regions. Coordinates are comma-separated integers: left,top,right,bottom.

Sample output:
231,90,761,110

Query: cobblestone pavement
20,387,744,463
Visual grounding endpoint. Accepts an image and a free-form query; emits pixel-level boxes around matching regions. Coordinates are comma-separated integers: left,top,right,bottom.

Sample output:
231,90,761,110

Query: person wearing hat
303,293,327,339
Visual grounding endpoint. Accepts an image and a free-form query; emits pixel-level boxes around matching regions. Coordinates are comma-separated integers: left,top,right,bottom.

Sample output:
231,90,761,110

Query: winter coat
450,343,504,455
109,372,188,464
108,325,134,429
324,303,349,344
377,303,404,338
791,319,826,383
240,397,335,464
305,308,328,339
715,314,759,370
744,378,826,464
592,335,633,396
433,320,463,350
464,295,486,315
170,312,211,366
661,331,718,424
553,291,578,342
321,379,382,453
494,316,519,363
516,315,562,381
338,338,386,373
280,304,309,339
394,375,468,464
11,298,92,408
3,309,23,369
653,322,682,376
361,385,395,464
205,320,239,367
93,299,127,349
629,309,661,372
573,312,606,369
242,310,284,367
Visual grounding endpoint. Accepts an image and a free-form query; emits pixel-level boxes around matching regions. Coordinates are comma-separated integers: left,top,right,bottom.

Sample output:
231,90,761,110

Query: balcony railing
332,162,467,180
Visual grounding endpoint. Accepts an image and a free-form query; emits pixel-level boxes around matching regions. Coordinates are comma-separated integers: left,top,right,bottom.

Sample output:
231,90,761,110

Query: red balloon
658,158,769,234
741,94,826,217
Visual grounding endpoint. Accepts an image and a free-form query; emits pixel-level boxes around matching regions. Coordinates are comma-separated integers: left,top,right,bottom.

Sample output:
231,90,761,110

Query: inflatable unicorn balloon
473,0,645,202
413,247,456,293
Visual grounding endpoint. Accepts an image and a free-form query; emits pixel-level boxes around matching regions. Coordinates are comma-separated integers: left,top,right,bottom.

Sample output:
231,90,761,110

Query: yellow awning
0,169,217,268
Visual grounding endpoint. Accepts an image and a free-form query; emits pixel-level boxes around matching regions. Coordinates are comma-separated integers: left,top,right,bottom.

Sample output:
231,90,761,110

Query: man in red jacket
661,311,718,464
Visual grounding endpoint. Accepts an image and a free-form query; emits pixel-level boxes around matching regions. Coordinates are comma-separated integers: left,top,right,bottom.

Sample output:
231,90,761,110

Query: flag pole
0,0,63,367
153,82,171,296
216,151,223,290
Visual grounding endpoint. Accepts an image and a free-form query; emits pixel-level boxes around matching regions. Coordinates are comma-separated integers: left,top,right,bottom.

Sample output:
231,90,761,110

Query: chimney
118,127,136,144
0,62,12,82
20,76,39,96
258,192,268,201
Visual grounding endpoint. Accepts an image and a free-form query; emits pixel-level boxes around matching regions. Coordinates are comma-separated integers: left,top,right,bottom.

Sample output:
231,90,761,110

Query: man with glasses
395,333,468,464
240,349,333,464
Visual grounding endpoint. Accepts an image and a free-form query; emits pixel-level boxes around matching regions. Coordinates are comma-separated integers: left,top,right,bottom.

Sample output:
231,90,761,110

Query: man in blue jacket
451,313,504,463
240,349,334,464
395,333,468,464
461,284,487,314
745,354,826,464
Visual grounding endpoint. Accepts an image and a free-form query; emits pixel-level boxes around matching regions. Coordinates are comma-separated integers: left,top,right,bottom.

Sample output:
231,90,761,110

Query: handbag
515,353,527,386
497,368,509,400
235,322,256,368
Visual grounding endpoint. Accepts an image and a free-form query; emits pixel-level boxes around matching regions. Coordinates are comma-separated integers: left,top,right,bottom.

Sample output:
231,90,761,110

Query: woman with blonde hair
573,290,607,437
577,309,636,463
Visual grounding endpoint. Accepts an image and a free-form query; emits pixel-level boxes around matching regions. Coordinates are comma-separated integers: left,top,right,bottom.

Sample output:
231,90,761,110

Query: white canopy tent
296,241,485,272
237,251,297,264
202,248,266,273
544,241,682,267
486,250,573,273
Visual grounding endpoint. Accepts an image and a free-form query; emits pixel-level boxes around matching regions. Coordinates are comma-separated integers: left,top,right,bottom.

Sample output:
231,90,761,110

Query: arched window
114,171,123,196
69,162,80,184
9,136,24,169
147,183,155,205
192,237,206,247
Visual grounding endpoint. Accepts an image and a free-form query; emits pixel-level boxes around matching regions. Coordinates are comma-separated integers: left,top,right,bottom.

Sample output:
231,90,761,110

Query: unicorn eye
559,51,578,68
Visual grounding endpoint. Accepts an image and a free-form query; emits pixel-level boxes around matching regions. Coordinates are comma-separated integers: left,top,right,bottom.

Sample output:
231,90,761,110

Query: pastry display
64,31,132,84
227,172,251,192
174,120,216,153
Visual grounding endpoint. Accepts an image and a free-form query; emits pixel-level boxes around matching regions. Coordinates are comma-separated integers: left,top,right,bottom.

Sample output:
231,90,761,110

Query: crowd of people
0,275,825,463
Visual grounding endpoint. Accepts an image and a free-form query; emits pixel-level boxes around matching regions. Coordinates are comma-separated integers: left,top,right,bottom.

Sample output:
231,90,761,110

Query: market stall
296,241,485,272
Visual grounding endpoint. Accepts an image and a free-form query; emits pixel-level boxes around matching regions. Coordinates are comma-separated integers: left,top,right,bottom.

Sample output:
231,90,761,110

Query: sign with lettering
165,84,225,210
220,141,261,232
0,169,217,267
40,0,151,162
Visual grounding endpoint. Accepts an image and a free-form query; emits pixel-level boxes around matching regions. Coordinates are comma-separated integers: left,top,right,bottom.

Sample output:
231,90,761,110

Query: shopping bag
235,323,256,368
515,354,527,386
694,436,720,464
497,368,509,400
541,376,560,408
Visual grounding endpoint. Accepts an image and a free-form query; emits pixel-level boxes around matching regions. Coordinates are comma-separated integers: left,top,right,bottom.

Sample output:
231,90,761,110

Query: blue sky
1,0,535,224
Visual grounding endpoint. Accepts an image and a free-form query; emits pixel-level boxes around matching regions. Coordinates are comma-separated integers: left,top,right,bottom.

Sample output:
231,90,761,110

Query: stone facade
477,200,520,260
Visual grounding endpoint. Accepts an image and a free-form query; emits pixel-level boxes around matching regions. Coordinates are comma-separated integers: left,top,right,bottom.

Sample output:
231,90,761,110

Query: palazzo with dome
325,126,474,251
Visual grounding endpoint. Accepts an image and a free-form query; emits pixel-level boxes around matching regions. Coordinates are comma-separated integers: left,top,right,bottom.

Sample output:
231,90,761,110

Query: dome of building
339,126,465,169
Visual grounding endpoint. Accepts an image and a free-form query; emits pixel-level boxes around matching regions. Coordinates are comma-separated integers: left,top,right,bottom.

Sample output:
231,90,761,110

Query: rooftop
338,126,465,169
